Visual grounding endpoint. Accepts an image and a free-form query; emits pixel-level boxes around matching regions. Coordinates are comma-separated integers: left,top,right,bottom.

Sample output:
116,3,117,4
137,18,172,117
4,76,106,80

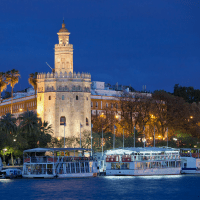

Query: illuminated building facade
0,22,153,139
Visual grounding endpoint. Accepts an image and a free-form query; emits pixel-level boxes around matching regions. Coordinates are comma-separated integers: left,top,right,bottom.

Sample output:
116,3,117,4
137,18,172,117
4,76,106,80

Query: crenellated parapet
37,71,91,80
37,71,91,93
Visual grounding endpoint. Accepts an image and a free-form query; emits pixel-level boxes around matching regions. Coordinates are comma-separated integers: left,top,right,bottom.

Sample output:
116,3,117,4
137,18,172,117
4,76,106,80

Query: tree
174,84,200,104
0,113,17,147
119,91,154,137
18,110,41,148
0,72,7,103
5,69,20,114
18,110,53,149
28,72,38,99
38,120,53,147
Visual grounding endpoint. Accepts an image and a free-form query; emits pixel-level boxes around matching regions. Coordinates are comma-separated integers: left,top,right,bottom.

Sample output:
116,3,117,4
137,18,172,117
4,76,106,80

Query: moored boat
105,147,181,176
0,157,3,172
180,148,200,174
0,168,22,179
22,148,98,178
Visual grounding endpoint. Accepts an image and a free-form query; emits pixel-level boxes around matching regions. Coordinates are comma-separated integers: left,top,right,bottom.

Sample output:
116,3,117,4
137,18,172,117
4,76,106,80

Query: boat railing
106,154,180,162
24,156,93,164
23,167,54,175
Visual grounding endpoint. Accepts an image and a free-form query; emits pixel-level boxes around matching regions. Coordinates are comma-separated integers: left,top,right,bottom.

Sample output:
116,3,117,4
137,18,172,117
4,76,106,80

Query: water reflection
139,175,182,179
104,176,134,179
0,179,13,183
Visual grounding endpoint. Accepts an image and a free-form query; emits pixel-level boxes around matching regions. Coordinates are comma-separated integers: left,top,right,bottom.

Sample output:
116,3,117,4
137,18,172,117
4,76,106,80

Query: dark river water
0,175,199,200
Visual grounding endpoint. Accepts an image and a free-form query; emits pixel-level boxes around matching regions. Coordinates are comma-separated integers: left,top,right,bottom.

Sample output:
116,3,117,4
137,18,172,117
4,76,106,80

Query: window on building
76,95,78,100
111,103,113,108
40,96,41,101
91,102,93,107
86,97,88,100
116,103,118,109
60,116,66,125
49,96,51,100
86,118,89,126
106,103,108,108
62,95,64,100
96,102,98,107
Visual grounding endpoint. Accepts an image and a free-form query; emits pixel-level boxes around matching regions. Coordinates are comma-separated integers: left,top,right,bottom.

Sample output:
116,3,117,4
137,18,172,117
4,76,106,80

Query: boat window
111,163,116,169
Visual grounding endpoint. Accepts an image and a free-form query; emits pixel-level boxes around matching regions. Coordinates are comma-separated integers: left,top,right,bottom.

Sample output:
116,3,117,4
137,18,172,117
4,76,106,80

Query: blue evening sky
0,0,199,93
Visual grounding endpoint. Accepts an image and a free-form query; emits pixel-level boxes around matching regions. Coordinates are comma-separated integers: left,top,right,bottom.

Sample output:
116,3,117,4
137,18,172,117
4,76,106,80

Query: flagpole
167,127,168,147
113,125,115,149
80,123,81,148
154,126,155,147
134,126,135,148
91,124,93,156
144,126,145,148
64,123,65,148
102,126,103,157
123,128,124,149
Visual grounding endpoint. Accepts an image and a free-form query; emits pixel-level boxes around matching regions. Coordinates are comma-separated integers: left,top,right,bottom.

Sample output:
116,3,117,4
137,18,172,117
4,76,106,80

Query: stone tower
37,21,91,139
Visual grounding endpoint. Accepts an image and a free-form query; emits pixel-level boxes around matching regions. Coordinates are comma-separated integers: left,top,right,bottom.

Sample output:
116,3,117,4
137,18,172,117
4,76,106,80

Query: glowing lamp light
19,108,23,112
190,116,193,119
57,137,60,141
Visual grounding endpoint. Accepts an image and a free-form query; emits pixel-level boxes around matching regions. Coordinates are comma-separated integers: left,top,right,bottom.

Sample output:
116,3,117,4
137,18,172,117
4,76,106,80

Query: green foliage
28,72,38,98
0,110,53,162
175,130,192,138
174,84,200,103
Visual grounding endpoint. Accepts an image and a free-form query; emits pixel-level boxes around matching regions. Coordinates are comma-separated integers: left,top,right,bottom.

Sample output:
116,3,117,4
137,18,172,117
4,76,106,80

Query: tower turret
54,20,73,74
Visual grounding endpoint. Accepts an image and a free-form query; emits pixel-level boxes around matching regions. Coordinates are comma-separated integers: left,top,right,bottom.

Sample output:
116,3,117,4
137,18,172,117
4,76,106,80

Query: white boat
105,147,181,176
22,148,98,178
0,157,3,172
0,168,22,179
180,148,200,174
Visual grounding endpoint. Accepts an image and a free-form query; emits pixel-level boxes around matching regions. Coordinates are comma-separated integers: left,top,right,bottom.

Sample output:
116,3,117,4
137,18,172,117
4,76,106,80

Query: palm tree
28,72,38,99
18,110,40,136
6,69,20,114
0,113,17,145
39,120,53,135
18,110,41,149
0,72,7,103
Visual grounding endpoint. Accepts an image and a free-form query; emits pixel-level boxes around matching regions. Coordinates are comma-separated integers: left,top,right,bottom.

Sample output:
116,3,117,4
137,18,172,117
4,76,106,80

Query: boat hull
106,167,181,176
23,172,97,179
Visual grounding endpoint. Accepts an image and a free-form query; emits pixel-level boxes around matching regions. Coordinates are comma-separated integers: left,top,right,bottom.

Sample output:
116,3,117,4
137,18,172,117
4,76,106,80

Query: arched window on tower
49,96,51,100
60,116,66,126
76,95,78,100
86,118,89,126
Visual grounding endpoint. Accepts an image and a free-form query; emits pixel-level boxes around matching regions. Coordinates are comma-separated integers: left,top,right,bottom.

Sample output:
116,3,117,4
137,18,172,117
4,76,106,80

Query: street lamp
142,138,146,148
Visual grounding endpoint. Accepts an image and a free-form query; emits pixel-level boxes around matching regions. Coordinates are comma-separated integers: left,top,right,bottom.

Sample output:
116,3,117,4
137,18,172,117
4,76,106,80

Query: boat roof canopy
23,147,92,153
105,147,180,155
